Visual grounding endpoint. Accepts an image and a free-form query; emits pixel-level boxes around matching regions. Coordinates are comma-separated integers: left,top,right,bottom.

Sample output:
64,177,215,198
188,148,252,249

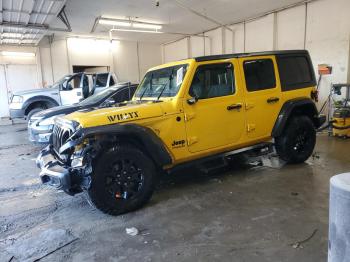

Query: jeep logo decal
172,139,186,148
107,111,139,122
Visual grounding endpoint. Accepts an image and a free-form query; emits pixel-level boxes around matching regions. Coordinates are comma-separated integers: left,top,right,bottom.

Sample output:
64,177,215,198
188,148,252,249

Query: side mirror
187,96,198,105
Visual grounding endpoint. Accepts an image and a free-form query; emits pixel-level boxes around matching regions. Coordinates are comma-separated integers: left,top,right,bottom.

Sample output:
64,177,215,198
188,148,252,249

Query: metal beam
0,21,71,32
1,9,56,16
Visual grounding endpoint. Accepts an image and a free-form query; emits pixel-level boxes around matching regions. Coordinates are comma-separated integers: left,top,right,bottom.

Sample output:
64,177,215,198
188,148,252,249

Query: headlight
11,95,23,103
39,114,65,126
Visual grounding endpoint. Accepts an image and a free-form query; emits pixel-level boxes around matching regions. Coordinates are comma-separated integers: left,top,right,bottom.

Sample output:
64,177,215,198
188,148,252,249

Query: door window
243,59,276,92
189,63,235,99
62,74,82,90
95,73,108,88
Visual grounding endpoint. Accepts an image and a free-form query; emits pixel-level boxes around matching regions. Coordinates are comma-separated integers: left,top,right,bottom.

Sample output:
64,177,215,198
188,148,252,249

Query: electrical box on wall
318,64,332,75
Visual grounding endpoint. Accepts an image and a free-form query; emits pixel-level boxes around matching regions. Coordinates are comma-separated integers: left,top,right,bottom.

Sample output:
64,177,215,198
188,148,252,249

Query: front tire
27,107,44,121
275,116,316,164
87,144,156,216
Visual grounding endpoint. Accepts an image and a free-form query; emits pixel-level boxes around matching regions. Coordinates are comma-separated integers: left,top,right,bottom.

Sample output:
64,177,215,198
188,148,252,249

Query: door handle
267,97,280,103
227,103,242,111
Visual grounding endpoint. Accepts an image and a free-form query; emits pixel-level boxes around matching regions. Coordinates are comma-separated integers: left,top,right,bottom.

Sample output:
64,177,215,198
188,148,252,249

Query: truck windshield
134,64,188,100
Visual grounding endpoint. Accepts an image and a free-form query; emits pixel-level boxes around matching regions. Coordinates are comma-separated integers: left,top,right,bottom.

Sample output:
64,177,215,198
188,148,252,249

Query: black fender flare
272,98,320,137
61,123,173,168
23,95,59,114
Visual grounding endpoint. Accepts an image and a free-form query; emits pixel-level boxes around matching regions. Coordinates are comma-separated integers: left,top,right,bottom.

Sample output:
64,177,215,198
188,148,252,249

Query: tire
87,144,157,216
27,107,44,121
275,116,316,164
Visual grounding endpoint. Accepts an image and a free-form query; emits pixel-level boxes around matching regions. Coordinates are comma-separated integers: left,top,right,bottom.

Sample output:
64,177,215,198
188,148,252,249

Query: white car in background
9,72,118,120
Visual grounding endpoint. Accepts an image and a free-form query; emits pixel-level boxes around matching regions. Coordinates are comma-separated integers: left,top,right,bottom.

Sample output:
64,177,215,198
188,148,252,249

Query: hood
64,101,164,128
33,105,80,119
13,86,58,96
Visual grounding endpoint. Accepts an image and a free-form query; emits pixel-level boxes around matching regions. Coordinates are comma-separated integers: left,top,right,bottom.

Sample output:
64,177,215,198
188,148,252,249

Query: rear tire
87,144,156,216
275,116,316,164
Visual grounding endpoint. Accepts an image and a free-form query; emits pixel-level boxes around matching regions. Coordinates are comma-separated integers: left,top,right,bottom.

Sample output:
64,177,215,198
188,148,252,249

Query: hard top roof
194,50,309,62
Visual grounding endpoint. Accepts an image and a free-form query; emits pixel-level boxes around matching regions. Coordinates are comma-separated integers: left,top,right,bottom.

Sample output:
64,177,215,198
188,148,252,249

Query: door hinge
187,136,198,146
247,124,256,132
184,113,195,122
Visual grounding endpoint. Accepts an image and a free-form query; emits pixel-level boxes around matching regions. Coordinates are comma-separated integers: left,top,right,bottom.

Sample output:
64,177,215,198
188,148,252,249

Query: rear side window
277,55,316,91
109,76,115,86
243,59,276,92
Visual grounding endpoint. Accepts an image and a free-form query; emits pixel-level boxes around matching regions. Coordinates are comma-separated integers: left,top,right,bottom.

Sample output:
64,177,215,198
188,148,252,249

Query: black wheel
87,144,157,215
275,116,316,164
27,107,44,121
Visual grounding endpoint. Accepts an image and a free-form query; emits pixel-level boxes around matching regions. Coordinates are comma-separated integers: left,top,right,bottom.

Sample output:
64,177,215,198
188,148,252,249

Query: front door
60,74,86,105
183,61,245,153
239,56,282,139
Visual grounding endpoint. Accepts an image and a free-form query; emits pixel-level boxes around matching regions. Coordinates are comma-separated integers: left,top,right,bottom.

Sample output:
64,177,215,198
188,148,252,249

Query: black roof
194,50,309,62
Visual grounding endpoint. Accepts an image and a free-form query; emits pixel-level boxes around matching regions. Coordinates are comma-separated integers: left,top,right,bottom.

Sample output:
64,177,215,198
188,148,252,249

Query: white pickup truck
9,72,118,120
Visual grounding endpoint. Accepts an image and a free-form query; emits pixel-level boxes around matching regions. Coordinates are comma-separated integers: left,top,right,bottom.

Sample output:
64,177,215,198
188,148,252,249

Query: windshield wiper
139,73,153,101
156,69,173,101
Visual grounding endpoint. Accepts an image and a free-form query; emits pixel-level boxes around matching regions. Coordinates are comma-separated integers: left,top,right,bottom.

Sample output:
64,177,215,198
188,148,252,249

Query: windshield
78,86,119,106
51,75,71,89
134,64,188,99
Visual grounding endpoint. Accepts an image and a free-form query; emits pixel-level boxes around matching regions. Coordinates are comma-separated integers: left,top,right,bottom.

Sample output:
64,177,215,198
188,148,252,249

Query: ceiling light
1,51,35,57
99,19,131,27
132,22,162,30
111,28,163,34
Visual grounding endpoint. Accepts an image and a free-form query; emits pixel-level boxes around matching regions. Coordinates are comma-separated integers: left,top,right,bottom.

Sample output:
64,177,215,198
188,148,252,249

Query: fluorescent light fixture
99,19,131,27
132,22,162,30
1,51,35,57
111,28,163,34
98,17,162,31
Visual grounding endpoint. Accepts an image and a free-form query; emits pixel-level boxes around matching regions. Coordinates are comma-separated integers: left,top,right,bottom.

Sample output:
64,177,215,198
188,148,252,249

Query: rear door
239,56,282,140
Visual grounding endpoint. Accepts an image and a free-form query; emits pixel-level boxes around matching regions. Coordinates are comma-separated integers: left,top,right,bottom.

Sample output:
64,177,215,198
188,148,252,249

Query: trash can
329,173,350,262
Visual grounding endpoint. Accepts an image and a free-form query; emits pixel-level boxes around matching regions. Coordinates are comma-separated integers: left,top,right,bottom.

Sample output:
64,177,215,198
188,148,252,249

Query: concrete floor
0,122,349,262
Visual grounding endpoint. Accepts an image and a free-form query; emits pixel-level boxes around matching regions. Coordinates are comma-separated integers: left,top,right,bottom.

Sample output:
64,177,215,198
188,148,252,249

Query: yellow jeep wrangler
37,50,325,215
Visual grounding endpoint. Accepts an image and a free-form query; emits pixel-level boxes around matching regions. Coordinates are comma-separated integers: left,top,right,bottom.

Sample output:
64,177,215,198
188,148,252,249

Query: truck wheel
27,107,44,121
275,116,316,164
87,144,157,215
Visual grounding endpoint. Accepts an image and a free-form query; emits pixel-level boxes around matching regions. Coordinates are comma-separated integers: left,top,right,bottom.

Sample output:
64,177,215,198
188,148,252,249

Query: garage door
0,65,9,117
6,64,39,94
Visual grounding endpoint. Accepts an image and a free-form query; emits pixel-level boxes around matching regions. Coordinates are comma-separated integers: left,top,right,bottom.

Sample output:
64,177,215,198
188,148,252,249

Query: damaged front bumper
36,145,91,195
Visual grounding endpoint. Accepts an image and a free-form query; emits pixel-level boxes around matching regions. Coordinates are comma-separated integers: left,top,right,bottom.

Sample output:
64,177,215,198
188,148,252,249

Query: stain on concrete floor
0,123,349,261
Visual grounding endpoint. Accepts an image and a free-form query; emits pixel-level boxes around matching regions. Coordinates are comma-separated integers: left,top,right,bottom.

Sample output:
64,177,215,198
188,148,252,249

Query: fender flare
271,98,319,137
23,95,60,114
61,123,173,167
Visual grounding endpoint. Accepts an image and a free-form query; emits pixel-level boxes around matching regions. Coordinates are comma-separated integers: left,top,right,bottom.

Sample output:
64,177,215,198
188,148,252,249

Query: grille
52,124,73,152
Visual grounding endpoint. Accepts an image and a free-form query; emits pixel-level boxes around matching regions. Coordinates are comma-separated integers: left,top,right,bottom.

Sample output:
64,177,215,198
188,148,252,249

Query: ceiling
1,0,310,45
0,0,67,45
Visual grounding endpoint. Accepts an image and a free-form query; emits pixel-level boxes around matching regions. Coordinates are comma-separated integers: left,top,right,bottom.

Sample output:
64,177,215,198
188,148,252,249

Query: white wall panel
0,66,9,117
204,28,223,55
138,42,162,80
164,38,188,63
39,46,54,87
306,0,350,104
277,5,305,50
67,38,112,67
112,41,139,83
50,39,70,82
245,14,274,52
190,36,205,57
230,24,245,53
224,28,234,54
